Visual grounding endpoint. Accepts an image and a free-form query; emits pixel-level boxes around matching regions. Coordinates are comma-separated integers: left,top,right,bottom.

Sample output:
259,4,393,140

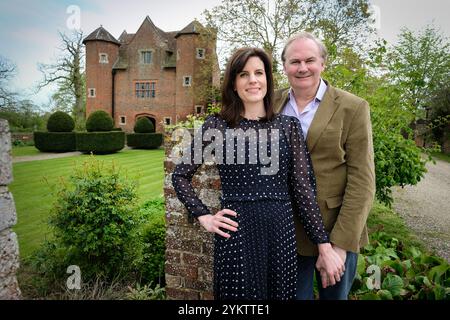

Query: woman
172,48,344,300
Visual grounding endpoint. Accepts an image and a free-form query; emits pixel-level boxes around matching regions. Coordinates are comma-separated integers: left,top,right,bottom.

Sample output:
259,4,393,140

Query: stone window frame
119,116,126,125
139,49,153,64
195,105,203,114
134,81,156,99
164,117,172,125
183,76,192,87
88,88,96,98
196,48,206,59
99,53,108,64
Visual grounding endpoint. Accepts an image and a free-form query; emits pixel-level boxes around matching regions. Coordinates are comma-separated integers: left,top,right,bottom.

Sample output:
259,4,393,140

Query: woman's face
234,56,267,106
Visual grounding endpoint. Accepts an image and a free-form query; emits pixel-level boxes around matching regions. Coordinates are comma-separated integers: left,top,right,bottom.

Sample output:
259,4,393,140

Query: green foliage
76,131,125,154
34,131,76,152
428,85,450,144
165,103,220,130
138,198,166,286
85,110,114,132
126,283,166,300
0,99,47,132
388,24,450,117
134,117,155,133
372,127,428,205
46,111,75,132
351,231,450,300
126,133,163,149
47,157,143,281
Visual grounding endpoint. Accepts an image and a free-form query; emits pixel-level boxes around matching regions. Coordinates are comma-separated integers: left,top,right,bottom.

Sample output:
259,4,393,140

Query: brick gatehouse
83,16,220,132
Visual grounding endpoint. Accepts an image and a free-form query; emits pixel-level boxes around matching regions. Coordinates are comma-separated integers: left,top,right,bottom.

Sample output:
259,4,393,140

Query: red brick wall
85,41,119,117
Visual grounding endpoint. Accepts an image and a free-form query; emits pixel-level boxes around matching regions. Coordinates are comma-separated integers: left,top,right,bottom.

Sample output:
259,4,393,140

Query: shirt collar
288,78,327,103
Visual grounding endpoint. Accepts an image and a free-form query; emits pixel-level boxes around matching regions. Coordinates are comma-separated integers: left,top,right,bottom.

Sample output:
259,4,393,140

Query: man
274,32,375,300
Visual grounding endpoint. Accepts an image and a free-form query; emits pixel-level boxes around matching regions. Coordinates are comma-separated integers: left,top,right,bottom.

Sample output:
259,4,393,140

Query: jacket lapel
306,85,340,152
274,89,290,114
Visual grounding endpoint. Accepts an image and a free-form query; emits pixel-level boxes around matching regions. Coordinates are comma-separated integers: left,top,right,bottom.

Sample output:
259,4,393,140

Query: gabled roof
175,20,203,38
83,26,120,45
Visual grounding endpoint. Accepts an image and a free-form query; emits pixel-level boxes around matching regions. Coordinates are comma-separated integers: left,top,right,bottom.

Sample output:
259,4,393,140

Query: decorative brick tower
83,26,120,118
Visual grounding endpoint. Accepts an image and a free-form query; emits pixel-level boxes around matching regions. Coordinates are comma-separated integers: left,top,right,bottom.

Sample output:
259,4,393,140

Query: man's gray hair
281,32,328,64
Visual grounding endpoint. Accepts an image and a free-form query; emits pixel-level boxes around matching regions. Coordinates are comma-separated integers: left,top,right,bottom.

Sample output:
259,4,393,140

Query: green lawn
431,151,450,163
9,149,165,258
12,146,41,157
367,201,426,251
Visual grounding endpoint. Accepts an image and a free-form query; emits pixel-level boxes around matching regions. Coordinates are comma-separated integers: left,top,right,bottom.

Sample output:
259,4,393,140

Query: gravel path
13,151,82,163
392,158,450,262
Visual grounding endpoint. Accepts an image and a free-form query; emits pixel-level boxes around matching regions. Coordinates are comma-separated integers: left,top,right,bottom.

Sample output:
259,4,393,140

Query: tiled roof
175,21,202,38
83,26,120,45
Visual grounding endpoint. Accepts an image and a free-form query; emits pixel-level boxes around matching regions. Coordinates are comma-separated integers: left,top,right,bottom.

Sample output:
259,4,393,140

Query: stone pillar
0,119,21,299
164,129,221,300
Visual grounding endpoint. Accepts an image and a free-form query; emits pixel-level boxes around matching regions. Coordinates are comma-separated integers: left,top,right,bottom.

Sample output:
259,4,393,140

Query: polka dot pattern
172,114,330,300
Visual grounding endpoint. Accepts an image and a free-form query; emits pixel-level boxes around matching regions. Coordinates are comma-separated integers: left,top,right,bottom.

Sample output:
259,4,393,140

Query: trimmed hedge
34,132,76,152
126,133,163,149
86,110,114,132
47,111,75,132
134,117,155,133
76,131,125,154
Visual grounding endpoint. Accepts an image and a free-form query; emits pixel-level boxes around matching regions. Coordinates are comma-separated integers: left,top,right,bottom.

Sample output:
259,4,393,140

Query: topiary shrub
47,111,75,132
134,117,155,133
34,131,76,152
126,133,163,149
76,131,125,154
86,110,114,132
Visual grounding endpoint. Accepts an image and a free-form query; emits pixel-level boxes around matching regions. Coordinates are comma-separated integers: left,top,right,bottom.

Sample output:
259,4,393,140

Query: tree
307,0,373,60
428,85,450,147
0,55,17,108
38,31,86,129
203,0,373,73
388,25,450,119
0,99,47,132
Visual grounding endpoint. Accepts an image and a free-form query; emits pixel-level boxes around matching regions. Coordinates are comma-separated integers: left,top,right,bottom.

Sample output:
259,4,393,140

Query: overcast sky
0,0,449,107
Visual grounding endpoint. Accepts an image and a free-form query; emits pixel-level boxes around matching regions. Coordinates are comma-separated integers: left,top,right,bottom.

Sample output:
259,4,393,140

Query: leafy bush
372,127,429,206
126,283,166,300
138,198,166,286
47,157,143,281
126,133,163,149
47,111,75,132
351,231,450,300
134,117,155,133
76,131,125,154
34,132,76,152
86,110,114,132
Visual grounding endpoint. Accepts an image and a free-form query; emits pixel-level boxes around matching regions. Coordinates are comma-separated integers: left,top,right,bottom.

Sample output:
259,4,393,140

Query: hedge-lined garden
32,111,163,154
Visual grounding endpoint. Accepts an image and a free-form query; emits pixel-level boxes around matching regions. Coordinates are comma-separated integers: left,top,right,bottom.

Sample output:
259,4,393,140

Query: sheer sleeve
171,116,217,219
285,117,330,244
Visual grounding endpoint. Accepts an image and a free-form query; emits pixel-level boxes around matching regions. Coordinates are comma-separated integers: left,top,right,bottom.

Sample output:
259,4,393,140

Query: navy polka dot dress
172,114,330,300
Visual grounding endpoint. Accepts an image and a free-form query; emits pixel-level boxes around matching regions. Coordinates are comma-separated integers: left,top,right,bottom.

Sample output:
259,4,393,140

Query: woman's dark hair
220,47,275,127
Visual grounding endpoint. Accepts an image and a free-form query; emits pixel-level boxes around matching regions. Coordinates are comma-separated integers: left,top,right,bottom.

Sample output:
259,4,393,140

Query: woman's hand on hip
197,209,239,238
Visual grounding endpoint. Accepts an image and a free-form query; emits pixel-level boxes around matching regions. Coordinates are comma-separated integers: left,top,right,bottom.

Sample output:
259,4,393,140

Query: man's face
283,38,325,92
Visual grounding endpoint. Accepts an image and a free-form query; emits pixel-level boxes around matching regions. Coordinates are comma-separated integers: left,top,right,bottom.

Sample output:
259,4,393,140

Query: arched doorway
135,114,156,132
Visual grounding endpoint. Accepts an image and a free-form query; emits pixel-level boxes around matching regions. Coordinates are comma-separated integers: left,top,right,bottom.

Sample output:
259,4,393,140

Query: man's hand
197,209,239,238
332,244,347,265
316,243,345,288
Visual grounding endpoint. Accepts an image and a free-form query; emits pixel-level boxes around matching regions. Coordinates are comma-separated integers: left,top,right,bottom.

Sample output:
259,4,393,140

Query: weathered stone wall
0,119,21,299
163,129,220,300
